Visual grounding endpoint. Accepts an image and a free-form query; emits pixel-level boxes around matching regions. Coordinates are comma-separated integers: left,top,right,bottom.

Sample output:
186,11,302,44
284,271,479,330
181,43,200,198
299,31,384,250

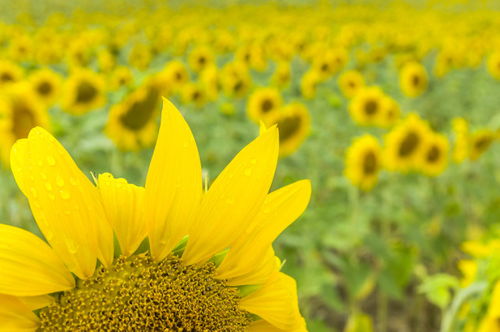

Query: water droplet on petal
48,193,56,200
56,176,65,187
46,156,56,166
45,182,53,191
251,159,257,165
60,190,70,200
69,177,78,186
65,238,79,254
40,173,48,180
30,188,38,198
244,168,252,176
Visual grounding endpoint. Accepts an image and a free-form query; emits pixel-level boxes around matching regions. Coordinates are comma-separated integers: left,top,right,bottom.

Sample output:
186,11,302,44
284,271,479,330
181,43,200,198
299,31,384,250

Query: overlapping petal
0,294,39,332
182,126,279,265
10,127,114,279
97,173,146,256
0,224,74,296
216,180,311,283
240,272,305,331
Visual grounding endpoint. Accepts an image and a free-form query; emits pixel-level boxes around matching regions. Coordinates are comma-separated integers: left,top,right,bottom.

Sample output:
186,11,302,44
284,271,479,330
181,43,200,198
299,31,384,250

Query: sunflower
417,132,449,176
0,60,23,87
160,60,189,91
383,113,432,172
62,69,106,115
469,129,496,161
348,86,385,126
247,87,282,124
188,46,215,73
3,99,309,331
344,134,382,191
451,117,469,163
200,65,220,101
399,61,428,98
105,83,161,151
0,84,49,166
109,66,133,90
338,70,365,99
487,51,500,80
379,96,401,127
300,69,321,99
271,61,291,88
128,43,152,70
266,102,311,157
221,62,252,98
28,68,62,105
181,83,207,107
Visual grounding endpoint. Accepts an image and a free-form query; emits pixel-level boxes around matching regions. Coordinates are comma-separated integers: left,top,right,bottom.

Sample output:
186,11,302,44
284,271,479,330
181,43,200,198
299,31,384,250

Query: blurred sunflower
469,129,496,161
338,70,365,99
379,96,401,127
28,68,62,105
271,61,291,88
267,102,311,157
188,46,215,73
181,83,207,107
105,83,161,151
221,62,252,98
400,61,428,98
0,84,49,166
0,60,23,87
200,65,220,101
417,132,449,176
62,69,106,115
247,87,282,124
3,99,309,331
161,60,189,91
384,113,432,172
129,43,152,70
109,66,133,90
300,69,321,99
344,134,382,191
348,86,385,126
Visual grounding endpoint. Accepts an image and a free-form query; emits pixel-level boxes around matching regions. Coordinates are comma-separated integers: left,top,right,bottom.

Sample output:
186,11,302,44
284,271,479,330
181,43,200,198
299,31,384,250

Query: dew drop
69,177,78,186
46,156,56,166
48,193,56,200
30,188,38,198
244,168,252,176
45,182,53,191
250,159,257,165
40,172,48,180
56,176,65,187
60,190,70,200
65,238,79,254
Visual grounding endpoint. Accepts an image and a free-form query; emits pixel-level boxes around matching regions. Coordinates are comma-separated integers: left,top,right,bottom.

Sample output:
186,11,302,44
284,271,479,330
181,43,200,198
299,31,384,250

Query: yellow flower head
451,117,469,163
469,129,496,161
105,82,161,151
0,60,23,87
338,70,365,99
383,113,432,172
247,87,283,124
487,51,500,80
266,102,311,157
0,83,50,167
344,134,382,191
300,69,321,99
109,66,134,91
181,82,207,107
28,68,62,105
399,61,428,98
62,69,106,115
2,99,310,331
416,132,449,177
188,46,215,73
348,86,386,126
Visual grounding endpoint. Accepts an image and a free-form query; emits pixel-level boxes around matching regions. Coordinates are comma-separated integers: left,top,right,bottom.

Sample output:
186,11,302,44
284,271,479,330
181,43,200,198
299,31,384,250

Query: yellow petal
0,294,39,331
226,247,279,286
0,224,74,296
217,180,311,282
240,272,304,331
10,127,113,279
144,98,202,261
18,295,54,310
248,318,307,332
183,126,279,265
97,173,146,256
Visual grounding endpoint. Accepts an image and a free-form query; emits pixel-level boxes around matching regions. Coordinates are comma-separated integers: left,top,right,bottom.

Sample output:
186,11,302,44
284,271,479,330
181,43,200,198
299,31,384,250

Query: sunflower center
37,81,53,96
363,150,378,175
261,98,274,113
412,74,420,87
364,99,378,116
12,100,36,139
426,145,441,163
38,254,251,331
278,115,301,142
120,87,160,130
398,131,420,157
75,81,98,104
0,72,14,82
474,136,493,152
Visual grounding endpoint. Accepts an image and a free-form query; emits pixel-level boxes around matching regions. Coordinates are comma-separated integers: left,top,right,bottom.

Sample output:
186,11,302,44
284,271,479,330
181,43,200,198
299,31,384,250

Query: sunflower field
0,0,499,331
